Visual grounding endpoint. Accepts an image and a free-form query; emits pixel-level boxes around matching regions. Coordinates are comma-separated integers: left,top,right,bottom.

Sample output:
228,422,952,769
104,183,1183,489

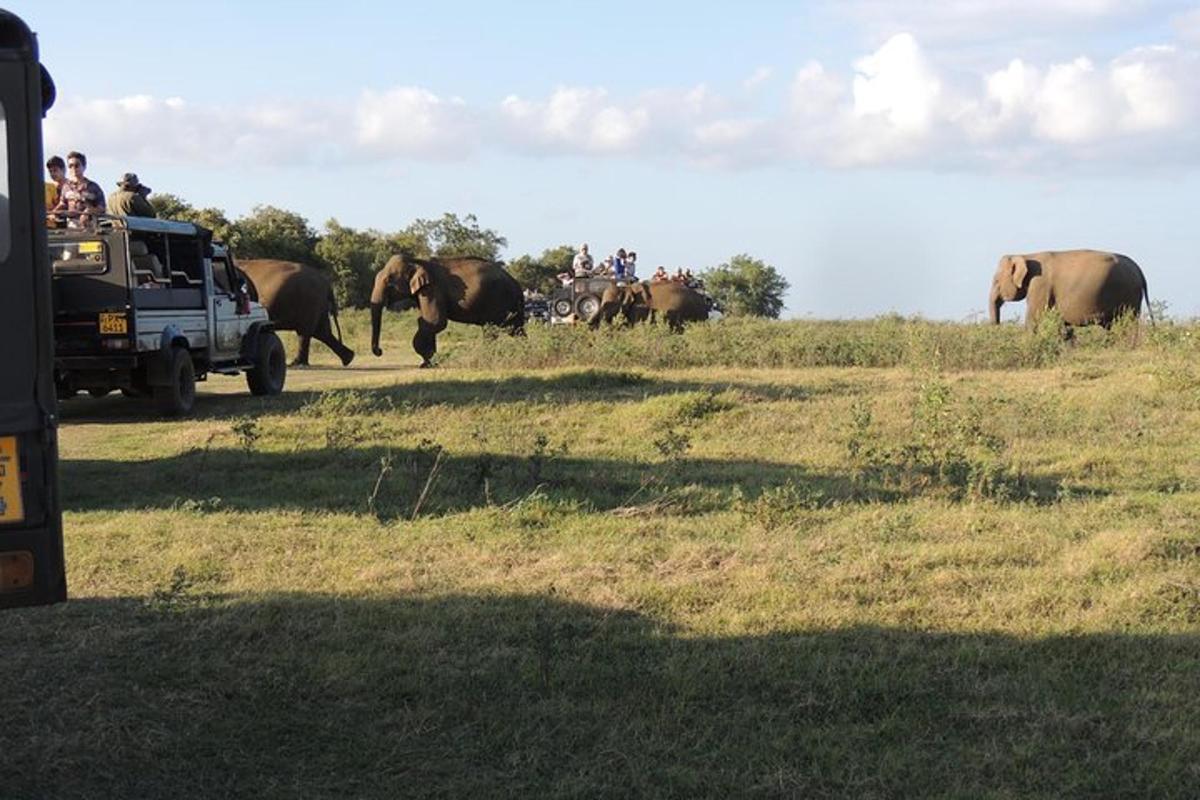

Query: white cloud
1033,57,1113,142
45,86,478,169
499,87,652,154
743,66,774,90
45,33,1200,175
354,87,475,159
852,33,941,134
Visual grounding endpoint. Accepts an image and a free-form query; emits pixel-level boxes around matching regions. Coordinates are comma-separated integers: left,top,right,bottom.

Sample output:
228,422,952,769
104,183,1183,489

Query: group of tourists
562,243,703,289
649,265,704,289
44,151,156,227
566,243,639,282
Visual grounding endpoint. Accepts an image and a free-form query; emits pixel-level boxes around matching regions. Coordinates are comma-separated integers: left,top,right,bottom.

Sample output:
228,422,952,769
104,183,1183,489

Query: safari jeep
548,275,617,324
50,217,286,415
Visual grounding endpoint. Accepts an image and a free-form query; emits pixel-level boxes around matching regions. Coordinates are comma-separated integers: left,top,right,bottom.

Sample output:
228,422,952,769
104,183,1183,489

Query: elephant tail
1142,274,1155,326
328,286,346,342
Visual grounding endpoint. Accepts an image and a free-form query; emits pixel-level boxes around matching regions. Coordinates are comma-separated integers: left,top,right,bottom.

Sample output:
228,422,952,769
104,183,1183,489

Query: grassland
3,312,1200,798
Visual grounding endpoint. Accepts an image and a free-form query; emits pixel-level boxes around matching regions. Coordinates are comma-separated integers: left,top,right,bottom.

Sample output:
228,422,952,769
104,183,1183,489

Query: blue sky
15,0,1200,318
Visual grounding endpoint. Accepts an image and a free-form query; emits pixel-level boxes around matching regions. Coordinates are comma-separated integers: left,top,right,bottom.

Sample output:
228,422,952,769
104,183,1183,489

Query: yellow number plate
0,437,24,524
99,313,128,335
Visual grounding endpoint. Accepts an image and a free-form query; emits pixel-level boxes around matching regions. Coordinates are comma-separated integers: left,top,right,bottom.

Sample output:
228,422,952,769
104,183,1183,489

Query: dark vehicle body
524,294,550,324
0,11,66,608
51,217,285,415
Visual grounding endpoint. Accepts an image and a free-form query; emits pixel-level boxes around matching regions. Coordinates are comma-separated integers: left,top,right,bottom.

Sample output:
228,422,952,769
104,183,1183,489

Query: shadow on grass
57,368,843,425
61,446,880,517
2,592,1195,799
61,443,1102,517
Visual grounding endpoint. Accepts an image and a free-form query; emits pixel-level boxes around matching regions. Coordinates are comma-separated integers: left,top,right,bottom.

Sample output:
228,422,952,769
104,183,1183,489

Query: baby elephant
989,249,1152,330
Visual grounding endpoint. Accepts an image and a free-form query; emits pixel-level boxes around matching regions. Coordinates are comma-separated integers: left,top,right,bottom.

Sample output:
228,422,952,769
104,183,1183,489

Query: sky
13,0,1200,319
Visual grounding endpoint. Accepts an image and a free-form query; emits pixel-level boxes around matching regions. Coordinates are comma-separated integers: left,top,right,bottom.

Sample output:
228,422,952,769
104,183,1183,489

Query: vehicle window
50,239,109,275
166,234,203,285
0,103,9,262
129,232,168,285
211,256,233,294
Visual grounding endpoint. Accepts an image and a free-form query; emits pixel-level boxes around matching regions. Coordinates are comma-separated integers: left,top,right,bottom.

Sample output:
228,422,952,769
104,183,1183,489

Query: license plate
0,437,24,524
99,312,128,335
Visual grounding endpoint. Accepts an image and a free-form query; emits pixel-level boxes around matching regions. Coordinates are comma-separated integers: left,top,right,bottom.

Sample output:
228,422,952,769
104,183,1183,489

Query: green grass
3,314,1200,798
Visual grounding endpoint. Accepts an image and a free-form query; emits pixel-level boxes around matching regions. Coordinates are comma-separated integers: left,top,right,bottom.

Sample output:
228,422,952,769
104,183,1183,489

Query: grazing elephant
989,249,1152,330
237,259,354,367
370,255,525,367
591,280,710,332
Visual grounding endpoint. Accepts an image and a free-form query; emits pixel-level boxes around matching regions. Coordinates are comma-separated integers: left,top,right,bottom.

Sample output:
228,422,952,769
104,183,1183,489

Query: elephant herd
239,247,1152,369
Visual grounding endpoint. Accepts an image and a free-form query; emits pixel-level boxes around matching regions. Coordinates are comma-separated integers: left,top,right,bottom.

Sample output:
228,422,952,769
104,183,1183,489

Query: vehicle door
210,253,249,357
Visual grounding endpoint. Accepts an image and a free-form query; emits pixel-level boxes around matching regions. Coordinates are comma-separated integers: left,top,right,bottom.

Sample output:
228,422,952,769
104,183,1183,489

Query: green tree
701,254,789,318
405,212,506,260
148,192,192,220
379,228,432,261
233,205,318,263
147,193,238,245
316,219,391,308
505,244,574,293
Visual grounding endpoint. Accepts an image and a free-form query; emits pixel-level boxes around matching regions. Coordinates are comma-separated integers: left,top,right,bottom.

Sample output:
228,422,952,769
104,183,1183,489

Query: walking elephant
989,249,1152,330
591,280,710,332
369,255,525,367
237,259,355,367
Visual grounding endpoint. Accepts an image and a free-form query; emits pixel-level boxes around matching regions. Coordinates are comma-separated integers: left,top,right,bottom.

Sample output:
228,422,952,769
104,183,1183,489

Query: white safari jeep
50,216,286,415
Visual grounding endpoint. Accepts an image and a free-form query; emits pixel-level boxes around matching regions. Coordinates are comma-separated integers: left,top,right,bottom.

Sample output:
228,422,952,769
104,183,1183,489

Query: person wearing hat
107,172,157,218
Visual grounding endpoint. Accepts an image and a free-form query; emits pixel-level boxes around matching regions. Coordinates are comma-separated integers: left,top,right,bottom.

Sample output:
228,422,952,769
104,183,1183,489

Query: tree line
148,194,789,317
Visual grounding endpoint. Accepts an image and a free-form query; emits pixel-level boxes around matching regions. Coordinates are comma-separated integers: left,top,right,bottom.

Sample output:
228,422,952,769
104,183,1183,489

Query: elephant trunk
370,302,385,357
369,269,391,357
989,285,1002,325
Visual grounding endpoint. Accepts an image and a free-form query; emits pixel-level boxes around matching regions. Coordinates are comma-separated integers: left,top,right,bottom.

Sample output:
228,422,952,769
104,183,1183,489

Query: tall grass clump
415,315,1083,371
335,308,1200,372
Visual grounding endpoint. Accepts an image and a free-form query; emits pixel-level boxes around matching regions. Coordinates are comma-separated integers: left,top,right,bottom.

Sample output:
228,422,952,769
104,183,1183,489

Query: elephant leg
413,317,447,368
292,336,312,367
313,314,355,366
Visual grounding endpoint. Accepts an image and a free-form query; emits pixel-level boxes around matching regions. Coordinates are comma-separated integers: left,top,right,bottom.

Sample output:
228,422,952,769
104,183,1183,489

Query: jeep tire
154,347,196,416
246,331,287,396
575,293,602,322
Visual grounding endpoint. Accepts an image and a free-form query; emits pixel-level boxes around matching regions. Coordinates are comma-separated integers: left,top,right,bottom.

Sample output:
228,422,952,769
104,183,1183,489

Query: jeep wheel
575,293,601,321
247,331,287,396
154,348,196,416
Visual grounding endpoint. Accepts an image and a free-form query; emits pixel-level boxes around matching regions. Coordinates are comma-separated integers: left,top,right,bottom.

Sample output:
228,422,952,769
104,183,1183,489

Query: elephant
236,259,355,367
989,250,1152,331
590,280,710,332
369,255,525,367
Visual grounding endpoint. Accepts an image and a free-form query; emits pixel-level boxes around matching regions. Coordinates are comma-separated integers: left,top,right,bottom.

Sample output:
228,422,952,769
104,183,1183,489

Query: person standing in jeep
51,150,104,227
107,172,156,218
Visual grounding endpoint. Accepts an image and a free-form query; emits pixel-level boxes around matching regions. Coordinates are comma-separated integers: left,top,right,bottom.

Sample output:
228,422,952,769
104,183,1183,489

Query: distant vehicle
548,275,619,324
548,275,721,324
0,11,67,609
51,217,286,415
524,294,550,324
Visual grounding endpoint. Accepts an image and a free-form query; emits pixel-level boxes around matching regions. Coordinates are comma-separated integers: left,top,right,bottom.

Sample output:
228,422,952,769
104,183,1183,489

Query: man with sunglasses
51,150,105,227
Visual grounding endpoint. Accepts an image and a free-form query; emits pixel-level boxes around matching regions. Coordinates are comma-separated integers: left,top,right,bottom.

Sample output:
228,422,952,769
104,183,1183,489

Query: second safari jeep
51,217,286,415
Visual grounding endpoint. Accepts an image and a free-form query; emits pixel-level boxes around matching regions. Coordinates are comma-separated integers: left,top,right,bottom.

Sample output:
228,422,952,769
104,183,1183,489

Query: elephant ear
409,265,433,295
1011,256,1029,289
